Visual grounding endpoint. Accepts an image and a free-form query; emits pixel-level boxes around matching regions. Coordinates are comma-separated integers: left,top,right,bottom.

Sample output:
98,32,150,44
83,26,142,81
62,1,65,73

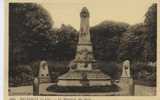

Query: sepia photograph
8,0,157,96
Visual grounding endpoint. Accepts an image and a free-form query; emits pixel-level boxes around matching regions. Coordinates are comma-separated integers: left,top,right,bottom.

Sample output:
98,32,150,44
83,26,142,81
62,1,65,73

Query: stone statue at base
38,60,51,83
117,60,134,95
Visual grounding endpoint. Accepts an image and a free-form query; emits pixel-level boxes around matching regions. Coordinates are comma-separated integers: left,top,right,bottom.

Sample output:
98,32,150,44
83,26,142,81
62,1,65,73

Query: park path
134,85,156,96
9,83,156,96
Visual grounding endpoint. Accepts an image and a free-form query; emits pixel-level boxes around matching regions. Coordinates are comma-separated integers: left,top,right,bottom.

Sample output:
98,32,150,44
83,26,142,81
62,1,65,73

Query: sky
41,0,156,30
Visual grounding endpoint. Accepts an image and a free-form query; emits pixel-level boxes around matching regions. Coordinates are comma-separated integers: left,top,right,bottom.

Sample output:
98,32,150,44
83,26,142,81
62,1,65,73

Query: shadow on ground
47,84,120,92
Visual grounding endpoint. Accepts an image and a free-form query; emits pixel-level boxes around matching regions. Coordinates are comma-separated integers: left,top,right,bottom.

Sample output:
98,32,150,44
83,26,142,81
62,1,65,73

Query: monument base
57,70,111,86
39,76,51,83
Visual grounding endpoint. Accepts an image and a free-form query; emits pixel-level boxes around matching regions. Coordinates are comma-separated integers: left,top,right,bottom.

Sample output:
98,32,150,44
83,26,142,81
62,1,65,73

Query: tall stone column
74,7,95,71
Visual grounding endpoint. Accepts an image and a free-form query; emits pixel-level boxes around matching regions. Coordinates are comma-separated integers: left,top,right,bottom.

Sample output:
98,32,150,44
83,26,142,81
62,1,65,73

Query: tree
144,3,157,61
9,3,55,85
118,23,147,62
119,3,157,62
9,3,54,65
53,24,78,60
90,20,129,62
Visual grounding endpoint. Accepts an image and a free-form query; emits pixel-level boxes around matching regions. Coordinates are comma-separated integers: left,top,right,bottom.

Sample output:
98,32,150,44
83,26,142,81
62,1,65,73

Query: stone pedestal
33,77,39,96
58,70,111,86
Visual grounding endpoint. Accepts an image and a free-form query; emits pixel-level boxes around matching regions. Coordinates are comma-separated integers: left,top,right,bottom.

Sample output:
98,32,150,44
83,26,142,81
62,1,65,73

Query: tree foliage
119,3,157,62
9,3,55,85
144,3,157,61
119,23,147,62
90,21,129,62
9,3,54,66
52,24,78,60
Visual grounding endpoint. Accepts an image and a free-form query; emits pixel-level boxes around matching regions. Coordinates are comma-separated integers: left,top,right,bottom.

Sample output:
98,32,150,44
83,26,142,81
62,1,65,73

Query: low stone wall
57,79,111,86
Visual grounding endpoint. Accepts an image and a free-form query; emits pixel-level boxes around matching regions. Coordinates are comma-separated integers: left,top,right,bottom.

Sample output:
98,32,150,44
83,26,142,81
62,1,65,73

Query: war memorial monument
54,7,133,95
57,7,112,87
